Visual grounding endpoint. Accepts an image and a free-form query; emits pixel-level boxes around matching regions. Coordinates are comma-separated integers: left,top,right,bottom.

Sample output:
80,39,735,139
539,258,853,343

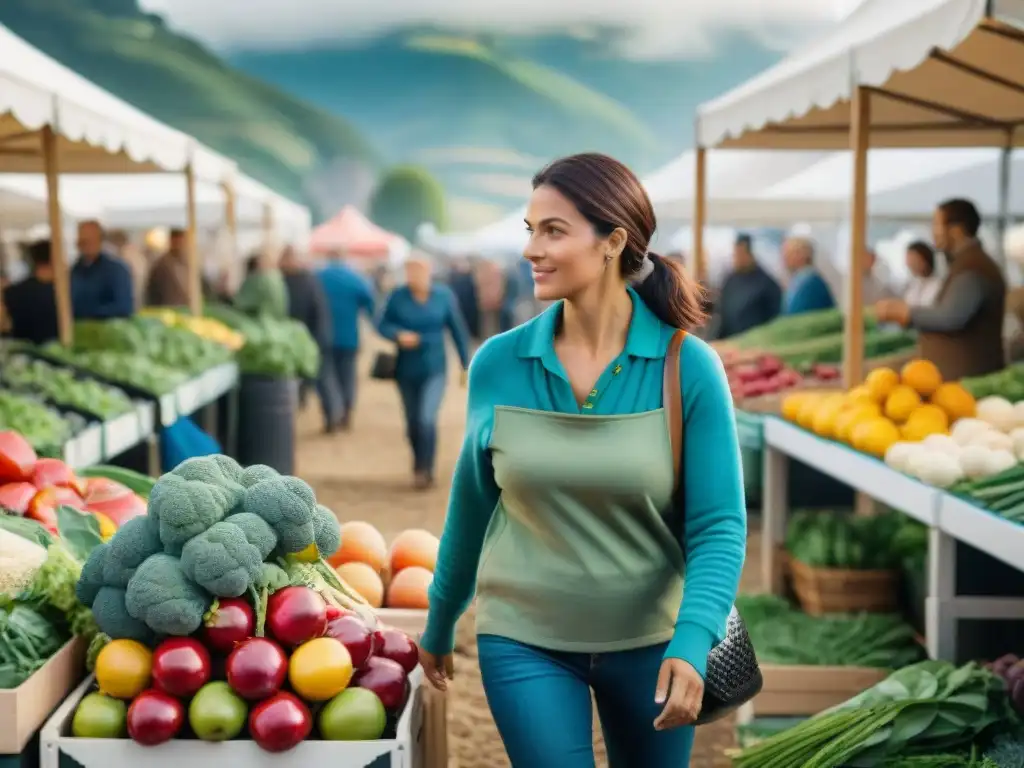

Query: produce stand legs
761,443,789,595
146,434,160,477
225,386,239,459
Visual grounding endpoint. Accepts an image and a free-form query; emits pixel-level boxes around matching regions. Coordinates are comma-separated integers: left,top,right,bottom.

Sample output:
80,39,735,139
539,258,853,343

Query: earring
605,254,613,262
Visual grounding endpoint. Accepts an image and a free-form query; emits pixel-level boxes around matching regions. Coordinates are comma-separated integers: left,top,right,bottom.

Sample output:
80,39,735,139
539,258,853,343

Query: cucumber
77,465,157,498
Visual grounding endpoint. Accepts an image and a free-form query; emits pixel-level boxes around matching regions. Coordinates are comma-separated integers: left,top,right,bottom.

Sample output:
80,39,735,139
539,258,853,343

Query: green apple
188,681,248,741
72,692,127,738
318,688,387,741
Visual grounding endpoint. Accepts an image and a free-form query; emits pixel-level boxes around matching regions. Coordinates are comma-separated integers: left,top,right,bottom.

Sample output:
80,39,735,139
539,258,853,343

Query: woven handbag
663,329,763,725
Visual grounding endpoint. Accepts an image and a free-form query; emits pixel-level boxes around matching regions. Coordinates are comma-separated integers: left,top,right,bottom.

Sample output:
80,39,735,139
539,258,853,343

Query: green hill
0,0,378,218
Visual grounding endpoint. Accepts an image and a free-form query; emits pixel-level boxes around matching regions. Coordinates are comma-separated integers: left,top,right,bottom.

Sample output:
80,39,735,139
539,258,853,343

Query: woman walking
378,257,471,489
418,154,746,766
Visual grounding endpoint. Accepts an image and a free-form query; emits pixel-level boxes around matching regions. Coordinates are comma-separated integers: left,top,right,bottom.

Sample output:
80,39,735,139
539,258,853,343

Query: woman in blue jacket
417,154,746,766
377,257,471,489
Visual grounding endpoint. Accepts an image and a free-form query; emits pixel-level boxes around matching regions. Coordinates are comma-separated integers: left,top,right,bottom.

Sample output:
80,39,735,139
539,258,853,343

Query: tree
369,166,447,241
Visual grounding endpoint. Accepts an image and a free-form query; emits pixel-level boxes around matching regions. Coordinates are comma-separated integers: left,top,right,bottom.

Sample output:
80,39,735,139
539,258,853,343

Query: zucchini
77,465,157,498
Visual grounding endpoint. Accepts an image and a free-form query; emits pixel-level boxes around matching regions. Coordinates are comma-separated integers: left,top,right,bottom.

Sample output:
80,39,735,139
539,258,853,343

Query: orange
385,566,433,610
335,562,385,608
328,521,388,572
885,385,922,423
389,529,440,574
931,383,977,422
901,360,943,397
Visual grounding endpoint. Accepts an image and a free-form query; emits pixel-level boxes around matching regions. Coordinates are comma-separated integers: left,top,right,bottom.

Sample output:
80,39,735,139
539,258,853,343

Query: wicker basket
789,558,899,615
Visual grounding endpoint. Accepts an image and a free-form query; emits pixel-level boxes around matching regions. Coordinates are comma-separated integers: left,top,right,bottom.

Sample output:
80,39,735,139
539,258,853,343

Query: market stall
308,206,402,260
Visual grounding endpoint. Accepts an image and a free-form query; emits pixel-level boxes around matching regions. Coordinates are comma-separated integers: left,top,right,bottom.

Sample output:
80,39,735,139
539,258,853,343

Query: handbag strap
663,329,687,541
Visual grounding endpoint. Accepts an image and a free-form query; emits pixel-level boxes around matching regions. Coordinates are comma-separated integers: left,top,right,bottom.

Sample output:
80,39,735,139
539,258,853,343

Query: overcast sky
139,0,862,57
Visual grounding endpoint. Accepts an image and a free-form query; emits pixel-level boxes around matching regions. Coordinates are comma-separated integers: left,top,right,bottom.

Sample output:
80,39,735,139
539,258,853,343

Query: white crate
176,379,203,417
136,402,156,438
158,394,177,427
102,411,142,460
41,668,425,768
64,425,103,469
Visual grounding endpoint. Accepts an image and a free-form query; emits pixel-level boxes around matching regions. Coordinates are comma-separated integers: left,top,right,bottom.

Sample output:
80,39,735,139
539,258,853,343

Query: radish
266,586,328,647
202,598,256,653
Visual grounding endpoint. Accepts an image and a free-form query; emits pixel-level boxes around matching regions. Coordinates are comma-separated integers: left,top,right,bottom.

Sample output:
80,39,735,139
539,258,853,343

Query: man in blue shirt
71,220,134,319
317,250,376,432
781,236,834,315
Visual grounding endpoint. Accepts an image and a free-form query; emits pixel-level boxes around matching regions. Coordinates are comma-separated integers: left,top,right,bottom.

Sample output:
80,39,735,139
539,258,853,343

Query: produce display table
761,416,1024,661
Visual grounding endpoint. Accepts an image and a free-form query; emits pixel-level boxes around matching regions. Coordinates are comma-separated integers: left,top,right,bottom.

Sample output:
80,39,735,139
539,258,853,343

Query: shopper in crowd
474,258,507,341
448,258,481,340
145,227,192,307
107,229,147,309
780,235,834,315
71,220,134,319
859,248,897,306
904,240,943,307
876,198,1006,380
280,245,332,410
234,250,289,320
417,153,745,767
709,233,781,339
2,239,59,344
377,256,470,489
317,249,376,432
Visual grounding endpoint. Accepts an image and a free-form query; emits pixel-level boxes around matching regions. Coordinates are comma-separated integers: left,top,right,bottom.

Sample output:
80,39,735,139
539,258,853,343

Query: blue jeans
477,635,694,767
396,374,446,475
318,347,358,427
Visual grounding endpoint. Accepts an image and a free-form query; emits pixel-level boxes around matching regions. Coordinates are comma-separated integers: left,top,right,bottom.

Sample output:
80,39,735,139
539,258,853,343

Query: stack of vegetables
719,350,841,403
1,355,135,421
329,521,438,610
40,344,186,397
139,308,245,351
961,364,1024,402
736,594,924,669
0,431,148,538
0,391,76,456
69,319,234,377
204,304,320,379
70,454,422,751
732,660,1019,766
782,359,977,461
786,509,917,572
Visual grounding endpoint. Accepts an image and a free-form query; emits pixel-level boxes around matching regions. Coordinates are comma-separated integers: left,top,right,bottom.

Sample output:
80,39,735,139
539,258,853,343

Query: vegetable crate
789,558,898,615
0,639,85,754
41,670,426,768
747,664,888,716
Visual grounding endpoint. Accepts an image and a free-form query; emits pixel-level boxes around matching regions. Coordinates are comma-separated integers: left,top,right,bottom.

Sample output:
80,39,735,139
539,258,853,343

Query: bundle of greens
734,661,1011,767
70,318,232,376
736,594,923,668
1,356,135,421
205,304,319,379
787,508,913,570
40,345,186,396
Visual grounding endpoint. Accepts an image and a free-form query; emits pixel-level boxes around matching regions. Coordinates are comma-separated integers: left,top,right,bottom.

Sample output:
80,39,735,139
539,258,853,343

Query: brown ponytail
532,153,706,330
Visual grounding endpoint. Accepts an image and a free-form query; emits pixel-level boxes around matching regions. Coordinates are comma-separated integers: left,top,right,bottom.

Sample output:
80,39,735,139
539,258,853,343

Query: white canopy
698,0,1024,149
0,22,232,180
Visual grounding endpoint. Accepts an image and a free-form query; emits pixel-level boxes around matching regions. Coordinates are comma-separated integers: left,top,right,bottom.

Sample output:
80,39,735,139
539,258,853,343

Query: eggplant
992,653,1020,677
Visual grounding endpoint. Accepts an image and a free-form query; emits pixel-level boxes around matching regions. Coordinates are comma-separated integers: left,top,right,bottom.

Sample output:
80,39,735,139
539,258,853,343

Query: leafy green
1,356,134,420
787,508,910,570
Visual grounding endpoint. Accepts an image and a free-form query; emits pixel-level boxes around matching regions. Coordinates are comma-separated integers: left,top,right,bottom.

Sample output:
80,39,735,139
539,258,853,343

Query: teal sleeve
376,291,400,341
419,343,502,654
664,337,747,677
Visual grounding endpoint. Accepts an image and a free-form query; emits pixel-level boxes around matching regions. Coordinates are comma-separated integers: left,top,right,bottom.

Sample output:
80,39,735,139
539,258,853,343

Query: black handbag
370,350,397,380
663,329,763,725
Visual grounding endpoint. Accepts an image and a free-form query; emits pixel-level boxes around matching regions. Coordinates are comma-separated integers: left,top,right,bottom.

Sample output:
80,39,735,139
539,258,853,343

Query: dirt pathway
296,345,757,767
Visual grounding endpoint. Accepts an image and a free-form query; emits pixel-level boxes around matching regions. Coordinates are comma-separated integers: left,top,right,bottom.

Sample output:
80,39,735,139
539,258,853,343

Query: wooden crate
750,664,888,716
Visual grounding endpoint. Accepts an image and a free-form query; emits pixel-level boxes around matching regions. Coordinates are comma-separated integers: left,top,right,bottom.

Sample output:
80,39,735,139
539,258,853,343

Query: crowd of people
704,197,1006,381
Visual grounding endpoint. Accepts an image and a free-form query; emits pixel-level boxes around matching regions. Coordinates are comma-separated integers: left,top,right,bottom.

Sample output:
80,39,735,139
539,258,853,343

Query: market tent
644,149,833,221
0,186,90,230
308,205,401,257
697,0,1024,149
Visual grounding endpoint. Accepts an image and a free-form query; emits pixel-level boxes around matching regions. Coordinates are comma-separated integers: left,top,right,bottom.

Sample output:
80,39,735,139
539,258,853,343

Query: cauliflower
180,521,263,597
0,528,48,598
148,473,238,553
92,586,155,644
243,476,317,553
224,512,278,559
125,553,212,636
102,516,162,587
312,505,341,559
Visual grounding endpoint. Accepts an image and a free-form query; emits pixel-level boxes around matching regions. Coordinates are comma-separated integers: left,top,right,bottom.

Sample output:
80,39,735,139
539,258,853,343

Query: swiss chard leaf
55,506,102,562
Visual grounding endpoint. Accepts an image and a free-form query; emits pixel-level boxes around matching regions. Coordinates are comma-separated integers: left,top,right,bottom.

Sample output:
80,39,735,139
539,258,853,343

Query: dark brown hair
906,240,935,274
938,198,981,237
532,153,706,330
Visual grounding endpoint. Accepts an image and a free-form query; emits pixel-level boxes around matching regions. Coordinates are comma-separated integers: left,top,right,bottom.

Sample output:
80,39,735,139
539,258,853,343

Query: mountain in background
1,0,783,228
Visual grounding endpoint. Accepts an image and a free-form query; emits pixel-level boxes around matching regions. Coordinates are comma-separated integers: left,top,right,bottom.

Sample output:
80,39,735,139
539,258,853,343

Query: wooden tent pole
184,163,201,315
843,86,871,389
42,126,73,346
261,202,275,260
222,181,238,292
693,146,707,283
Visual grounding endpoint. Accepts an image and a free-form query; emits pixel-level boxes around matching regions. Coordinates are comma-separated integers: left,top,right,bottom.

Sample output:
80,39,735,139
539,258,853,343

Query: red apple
152,638,211,698
226,637,288,701
353,656,408,711
249,692,312,753
372,628,418,674
325,614,376,669
127,689,185,746
202,598,256,654
266,586,327,647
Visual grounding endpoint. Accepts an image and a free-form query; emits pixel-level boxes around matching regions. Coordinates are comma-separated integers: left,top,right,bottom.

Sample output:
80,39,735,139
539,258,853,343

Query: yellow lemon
796,395,826,430
864,368,900,402
834,403,882,444
851,418,901,457
811,397,847,438
782,393,808,422
884,385,923,423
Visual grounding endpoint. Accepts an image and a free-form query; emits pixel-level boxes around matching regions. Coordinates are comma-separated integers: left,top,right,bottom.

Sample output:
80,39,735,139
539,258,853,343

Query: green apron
476,405,683,652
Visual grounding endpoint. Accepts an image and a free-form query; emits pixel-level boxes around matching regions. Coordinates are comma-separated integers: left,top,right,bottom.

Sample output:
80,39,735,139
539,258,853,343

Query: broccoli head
180,521,263,597
125,553,212,636
243,476,317,554
76,542,110,607
173,455,245,492
224,512,277,559
92,586,155,644
102,516,162,588
148,473,238,552
313,505,341,559
241,464,279,488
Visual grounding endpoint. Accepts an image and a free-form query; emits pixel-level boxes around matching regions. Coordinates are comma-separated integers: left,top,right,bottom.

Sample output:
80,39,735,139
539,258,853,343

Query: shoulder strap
663,329,687,543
